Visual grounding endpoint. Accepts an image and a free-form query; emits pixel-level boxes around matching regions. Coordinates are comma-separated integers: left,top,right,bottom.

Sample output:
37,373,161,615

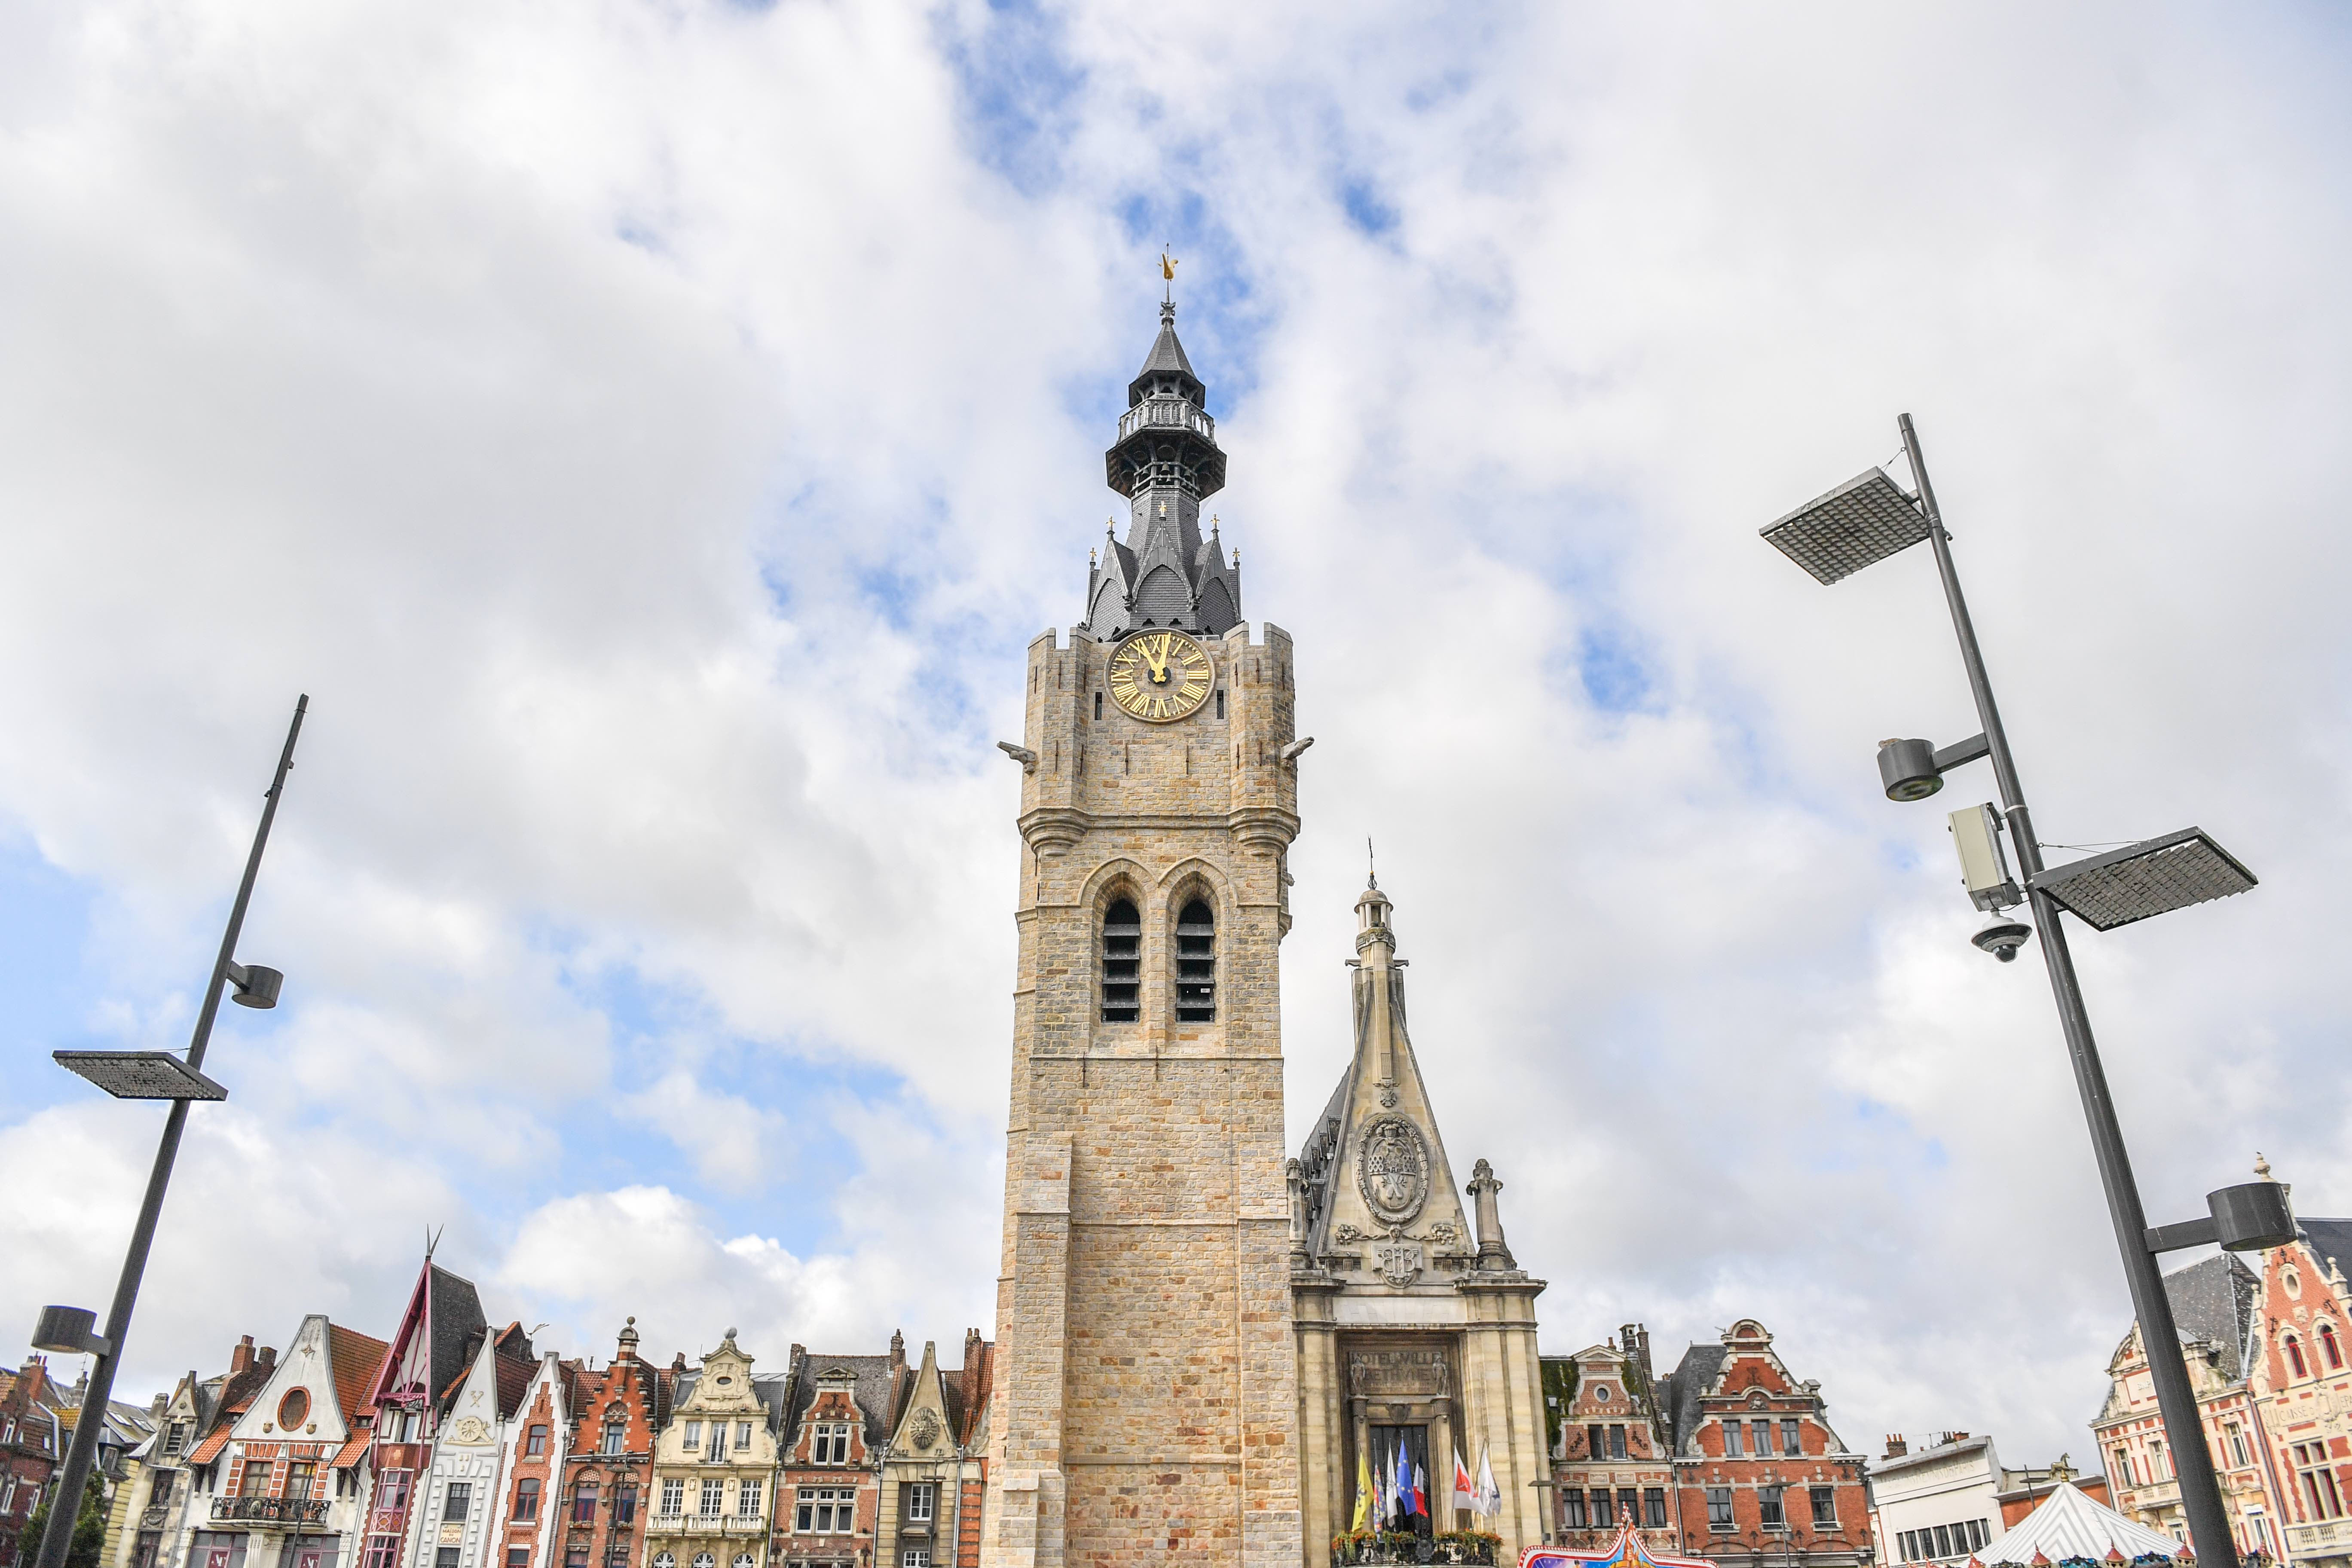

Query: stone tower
982,304,1304,1568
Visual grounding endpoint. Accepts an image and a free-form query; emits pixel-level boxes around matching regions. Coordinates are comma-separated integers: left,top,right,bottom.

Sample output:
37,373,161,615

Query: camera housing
1971,919,2033,962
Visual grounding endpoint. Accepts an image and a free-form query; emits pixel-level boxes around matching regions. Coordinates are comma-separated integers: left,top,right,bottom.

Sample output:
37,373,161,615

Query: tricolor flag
1412,1461,1428,1519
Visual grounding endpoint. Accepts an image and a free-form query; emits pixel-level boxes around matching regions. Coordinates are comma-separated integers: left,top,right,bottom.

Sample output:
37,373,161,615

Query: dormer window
812,1424,852,1465
1101,899,1141,1022
1175,899,1215,1022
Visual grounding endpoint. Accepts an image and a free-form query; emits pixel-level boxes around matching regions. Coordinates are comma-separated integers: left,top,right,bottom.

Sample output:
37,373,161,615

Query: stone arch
1081,860,1149,1025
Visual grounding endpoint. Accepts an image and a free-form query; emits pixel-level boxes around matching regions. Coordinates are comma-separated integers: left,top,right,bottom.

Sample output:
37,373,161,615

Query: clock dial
1106,631,1214,722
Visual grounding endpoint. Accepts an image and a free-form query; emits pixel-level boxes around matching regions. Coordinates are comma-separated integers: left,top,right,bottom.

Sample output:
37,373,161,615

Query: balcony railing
2288,1519,2347,1552
1116,398,1216,446
645,1515,765,1537
212,1498,330,1526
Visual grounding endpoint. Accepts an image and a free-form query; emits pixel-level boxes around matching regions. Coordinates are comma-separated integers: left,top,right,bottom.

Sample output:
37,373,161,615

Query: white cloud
1,0,2347,1467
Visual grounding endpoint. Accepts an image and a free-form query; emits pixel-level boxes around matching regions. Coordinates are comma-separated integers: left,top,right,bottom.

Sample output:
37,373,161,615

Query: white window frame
905,1483,935,1524
659,1479,684,1517
698,1479,725,1518
737,1482,762,1520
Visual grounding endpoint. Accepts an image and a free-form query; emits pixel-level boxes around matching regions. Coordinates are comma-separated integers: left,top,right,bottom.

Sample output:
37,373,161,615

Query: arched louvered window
1101,899,1141,1022
1175,898,1215,1022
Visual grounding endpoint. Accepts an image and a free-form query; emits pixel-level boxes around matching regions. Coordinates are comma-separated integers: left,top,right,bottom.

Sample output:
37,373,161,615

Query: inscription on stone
1348,1348,1450,1399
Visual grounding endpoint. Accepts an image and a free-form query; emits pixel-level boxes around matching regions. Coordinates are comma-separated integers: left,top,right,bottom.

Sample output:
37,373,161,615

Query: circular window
1593,1385,1613,1403
716,1376,732,1386
2286,1268,2303,1298
733,1556,755,1568
277,1389,310,1429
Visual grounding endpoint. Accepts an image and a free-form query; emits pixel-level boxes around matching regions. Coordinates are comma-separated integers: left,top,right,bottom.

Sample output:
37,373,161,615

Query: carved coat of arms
1357,1114,1429,1225
908,1409,941,1449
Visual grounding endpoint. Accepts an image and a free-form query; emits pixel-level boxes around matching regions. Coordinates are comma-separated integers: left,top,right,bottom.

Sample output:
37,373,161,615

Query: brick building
405,1316,535,1568
774,1341,901,1568
1653,1321,1871,1568
1,1357,64,1567
2245,1188,2351,1568
554,1321,666,1568
1543,1330,1677,1555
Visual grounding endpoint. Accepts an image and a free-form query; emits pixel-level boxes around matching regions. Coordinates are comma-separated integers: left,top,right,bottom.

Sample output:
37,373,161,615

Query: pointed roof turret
1085,300,1239,640
1128,300,1202,405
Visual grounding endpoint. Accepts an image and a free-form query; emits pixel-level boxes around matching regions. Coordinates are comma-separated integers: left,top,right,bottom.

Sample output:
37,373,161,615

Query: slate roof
1655,1342,1728,1455
783,1352,900,1449
2159,1254,2259,1377
1131,309,1199,394
425,1266,487,1407
2300,1216,2352,1274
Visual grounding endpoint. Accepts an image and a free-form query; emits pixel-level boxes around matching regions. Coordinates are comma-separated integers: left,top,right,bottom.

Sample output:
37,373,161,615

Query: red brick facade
557,1327,663,1568
1661,1321,1872,1568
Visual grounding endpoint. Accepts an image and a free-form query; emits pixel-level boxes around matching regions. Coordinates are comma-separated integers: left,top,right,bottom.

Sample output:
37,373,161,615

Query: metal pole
35,697,308,1568
1897,413,2236,1568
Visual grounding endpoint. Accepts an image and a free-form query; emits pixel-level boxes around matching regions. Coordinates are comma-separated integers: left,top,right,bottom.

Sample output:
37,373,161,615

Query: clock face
1107,631,1214,722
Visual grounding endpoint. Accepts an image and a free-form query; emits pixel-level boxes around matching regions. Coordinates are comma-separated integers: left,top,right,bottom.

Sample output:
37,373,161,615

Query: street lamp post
31,697,308,1568
1759,419,2302,1568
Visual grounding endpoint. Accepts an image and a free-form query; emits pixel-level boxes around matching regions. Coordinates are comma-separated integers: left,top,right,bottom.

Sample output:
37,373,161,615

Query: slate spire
1082,301,1243,640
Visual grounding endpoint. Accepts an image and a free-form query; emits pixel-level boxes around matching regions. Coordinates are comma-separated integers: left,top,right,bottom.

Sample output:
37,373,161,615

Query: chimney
257,1346,277,1372
963,1328,983,1370
151,1394,169,1418
1885,1435,1908,1459
1636,1325,1652,1384
229,1336,256,1377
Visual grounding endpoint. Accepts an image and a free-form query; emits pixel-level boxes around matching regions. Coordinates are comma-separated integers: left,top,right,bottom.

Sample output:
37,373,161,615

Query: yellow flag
1352,1448,1372,1531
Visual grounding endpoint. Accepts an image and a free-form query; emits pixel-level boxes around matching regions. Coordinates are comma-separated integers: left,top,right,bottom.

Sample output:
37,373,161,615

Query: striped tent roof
1979,1482,2186,1565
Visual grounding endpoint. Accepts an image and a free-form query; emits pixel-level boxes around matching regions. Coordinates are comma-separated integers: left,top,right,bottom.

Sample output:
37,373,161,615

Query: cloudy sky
6,0,2350,1470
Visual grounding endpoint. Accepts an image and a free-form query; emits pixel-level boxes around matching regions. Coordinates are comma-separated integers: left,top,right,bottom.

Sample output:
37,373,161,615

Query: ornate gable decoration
908,1409,942,1451
1358,1114,1430,1227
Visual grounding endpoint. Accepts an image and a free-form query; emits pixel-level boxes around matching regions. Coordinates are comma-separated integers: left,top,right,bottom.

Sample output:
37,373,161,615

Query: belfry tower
982,304,1304,1568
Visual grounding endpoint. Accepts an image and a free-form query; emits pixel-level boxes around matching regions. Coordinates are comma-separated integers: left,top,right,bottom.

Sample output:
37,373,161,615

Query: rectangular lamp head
2030,828,2257,932
53,1050,229,1102
1760,468,1931,585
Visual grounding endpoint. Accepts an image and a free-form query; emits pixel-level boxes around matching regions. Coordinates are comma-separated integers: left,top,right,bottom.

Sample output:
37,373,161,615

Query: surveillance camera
1971,920,2033,963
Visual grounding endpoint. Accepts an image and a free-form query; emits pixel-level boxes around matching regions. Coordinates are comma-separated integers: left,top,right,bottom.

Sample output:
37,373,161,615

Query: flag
1476,1442,1501,1517
1413,1460,1428,1518
1454,1449,1476,1515
1374,1439,1390,1524
1395,1441,1412,1523
1352,1448,1371,1532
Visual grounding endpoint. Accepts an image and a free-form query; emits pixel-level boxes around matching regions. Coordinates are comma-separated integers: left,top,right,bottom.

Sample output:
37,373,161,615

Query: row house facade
180,1315,391,1568
1543,1328,1679,1555
872,1335,991,1568
771,1340,901,1568
550,1321,667,1568
1,1357,66,1567
2092,1160,2352,1568
1653,1320,1873,1568
120,1341,278,1568
646,1333,784,1568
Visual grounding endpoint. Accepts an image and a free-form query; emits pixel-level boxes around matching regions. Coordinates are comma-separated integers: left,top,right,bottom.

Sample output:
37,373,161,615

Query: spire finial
1367,837,1377,889
2256,1151,2274,1180
1160,246,1177,305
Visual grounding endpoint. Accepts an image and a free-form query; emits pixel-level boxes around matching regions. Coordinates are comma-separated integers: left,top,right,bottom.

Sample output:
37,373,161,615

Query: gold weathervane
1161,247,1178,301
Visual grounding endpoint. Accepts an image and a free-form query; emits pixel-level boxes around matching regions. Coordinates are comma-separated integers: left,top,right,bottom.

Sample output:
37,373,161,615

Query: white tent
1976,1482,2189,1565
